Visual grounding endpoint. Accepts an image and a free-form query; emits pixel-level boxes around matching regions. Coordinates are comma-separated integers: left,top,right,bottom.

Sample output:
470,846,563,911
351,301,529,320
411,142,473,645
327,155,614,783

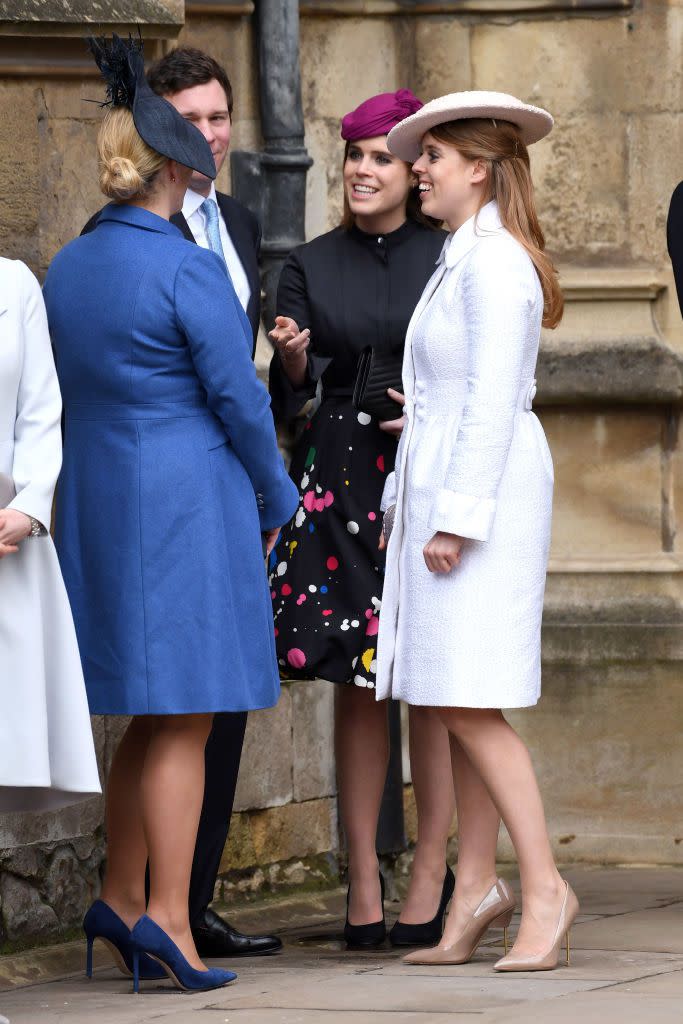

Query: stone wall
0,720,118,952
0,0,681,950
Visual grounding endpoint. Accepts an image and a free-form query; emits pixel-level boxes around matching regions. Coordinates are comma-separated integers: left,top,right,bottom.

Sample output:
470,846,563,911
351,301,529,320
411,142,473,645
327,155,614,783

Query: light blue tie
200,197,232,281
199,197,252,347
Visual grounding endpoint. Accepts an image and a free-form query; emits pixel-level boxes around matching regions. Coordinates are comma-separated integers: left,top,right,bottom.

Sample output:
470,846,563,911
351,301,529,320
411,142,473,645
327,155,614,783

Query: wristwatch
28,516,45,537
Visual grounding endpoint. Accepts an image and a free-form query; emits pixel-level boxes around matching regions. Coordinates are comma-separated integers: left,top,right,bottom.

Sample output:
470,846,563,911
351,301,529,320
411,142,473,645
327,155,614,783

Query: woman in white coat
0,257,100,812
377,93,578,972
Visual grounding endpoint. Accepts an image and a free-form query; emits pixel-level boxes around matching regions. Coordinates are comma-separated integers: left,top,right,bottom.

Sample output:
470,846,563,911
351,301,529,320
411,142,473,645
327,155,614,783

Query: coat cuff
258,474,300,532
8,488,51,532
428,488,495,542
380,472,397,513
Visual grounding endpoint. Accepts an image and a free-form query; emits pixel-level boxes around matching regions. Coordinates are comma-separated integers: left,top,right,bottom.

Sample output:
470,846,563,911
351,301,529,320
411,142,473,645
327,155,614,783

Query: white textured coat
376,202,553,708
0,258,100,812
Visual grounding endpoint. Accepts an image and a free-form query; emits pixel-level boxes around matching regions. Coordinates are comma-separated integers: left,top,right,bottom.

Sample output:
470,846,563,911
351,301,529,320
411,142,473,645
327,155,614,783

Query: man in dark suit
667,181,683,319
83,47,281,958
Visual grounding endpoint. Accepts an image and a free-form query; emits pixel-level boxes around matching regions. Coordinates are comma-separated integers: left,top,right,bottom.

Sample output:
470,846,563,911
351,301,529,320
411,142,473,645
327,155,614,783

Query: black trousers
188,710,248,925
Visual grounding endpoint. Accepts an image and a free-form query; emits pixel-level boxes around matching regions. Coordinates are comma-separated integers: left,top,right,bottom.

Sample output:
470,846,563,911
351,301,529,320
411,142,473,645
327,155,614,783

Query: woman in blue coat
42,36,298,994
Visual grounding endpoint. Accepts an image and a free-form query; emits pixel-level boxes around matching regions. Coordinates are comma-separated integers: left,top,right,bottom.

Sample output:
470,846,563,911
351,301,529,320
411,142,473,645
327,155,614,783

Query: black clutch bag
352,346,404,422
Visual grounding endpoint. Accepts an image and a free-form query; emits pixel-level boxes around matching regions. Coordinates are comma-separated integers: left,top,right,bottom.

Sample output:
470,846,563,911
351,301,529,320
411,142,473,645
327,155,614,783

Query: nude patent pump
494,880,579,972
402,878,516,966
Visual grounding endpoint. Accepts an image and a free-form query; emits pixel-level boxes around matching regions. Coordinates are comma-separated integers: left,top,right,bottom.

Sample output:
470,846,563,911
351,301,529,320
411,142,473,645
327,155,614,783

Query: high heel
83,900,166,981
494,880,579,972
129,915,237,992
403,878,516,965
344,872,386,949
389,865,455,947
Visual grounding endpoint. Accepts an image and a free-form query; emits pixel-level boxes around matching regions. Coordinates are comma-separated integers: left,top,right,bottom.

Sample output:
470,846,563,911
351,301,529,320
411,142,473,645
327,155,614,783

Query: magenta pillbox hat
341,89,423,143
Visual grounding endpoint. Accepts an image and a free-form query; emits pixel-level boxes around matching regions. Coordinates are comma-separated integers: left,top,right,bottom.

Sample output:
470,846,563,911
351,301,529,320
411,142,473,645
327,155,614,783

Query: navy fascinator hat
87,34,217,181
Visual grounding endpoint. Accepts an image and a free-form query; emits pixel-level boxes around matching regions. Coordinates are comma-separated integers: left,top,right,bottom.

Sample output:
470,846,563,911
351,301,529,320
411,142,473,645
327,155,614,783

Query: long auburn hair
430,118,563,328
340,140,440,232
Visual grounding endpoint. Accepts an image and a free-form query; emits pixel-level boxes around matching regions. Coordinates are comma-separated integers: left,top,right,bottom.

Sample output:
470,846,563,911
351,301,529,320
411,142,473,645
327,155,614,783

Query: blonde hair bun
96,106,167,203
100,155,145,201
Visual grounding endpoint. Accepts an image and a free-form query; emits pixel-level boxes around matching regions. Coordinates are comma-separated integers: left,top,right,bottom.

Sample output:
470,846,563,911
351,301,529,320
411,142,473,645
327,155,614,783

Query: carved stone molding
536,268,681,406
185,0,255,12
300,1,633,15
0,0,182,76
537,337,683,406
0,0,183,33
560,268,665,305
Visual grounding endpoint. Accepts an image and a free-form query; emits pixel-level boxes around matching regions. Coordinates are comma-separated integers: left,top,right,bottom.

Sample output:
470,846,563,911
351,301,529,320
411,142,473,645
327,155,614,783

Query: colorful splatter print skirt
269,396,398,689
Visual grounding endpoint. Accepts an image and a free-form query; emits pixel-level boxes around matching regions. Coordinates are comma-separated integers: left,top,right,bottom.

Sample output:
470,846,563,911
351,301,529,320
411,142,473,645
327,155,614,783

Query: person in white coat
377,92,579,972
0,257,100,812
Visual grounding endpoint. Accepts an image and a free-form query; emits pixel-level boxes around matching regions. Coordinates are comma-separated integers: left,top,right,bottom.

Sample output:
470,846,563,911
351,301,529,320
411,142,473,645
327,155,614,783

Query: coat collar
348,217,419,249
97,203,184,238
0,257,16,315
170,210,196,242
442,200,503,269
215,192,251,264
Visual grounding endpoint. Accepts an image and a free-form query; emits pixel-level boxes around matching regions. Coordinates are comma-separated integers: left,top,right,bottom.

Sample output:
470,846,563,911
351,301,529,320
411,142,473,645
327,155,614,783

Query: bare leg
437,707,565,957
100,716,155,927
143,713,214,971
335,685,389,925
399,706,454,923
438,734,501,946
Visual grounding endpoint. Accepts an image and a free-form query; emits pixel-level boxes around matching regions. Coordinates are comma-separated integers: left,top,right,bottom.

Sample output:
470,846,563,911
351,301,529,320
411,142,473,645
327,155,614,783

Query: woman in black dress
269,92,455,947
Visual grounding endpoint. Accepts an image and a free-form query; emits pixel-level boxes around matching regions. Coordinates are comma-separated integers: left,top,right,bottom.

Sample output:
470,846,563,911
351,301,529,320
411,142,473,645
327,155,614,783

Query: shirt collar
443,200,503,269
183,184,218,221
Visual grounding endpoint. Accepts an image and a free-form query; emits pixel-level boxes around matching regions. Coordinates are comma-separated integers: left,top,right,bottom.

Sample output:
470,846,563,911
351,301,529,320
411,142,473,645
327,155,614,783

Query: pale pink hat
387,90,554,162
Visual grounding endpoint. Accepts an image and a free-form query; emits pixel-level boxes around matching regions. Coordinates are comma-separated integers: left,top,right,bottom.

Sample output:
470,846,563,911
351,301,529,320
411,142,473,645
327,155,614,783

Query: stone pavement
0,867,681,1023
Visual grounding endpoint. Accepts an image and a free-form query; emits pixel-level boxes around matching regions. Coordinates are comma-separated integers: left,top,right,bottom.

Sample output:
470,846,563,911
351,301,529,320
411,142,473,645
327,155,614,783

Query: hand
378,526,386,551
378,388,406,436
423,531,465,574
0,509,32,552
263,527,281,558
268,316,310,388
0,541,19,559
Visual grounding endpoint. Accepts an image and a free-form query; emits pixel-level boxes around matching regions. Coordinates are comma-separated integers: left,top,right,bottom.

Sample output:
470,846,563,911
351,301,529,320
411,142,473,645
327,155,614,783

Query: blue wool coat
43,204,298,715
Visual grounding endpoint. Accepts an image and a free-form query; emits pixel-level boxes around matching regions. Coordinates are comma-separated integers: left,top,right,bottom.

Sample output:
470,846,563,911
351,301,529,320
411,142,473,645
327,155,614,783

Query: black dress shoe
344,872,387,949
389,865,455,947
192,908,283,957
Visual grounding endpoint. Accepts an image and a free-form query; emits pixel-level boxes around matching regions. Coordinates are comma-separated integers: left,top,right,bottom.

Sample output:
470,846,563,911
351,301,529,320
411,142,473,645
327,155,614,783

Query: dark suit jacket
81,192,262,355
667,181,683,319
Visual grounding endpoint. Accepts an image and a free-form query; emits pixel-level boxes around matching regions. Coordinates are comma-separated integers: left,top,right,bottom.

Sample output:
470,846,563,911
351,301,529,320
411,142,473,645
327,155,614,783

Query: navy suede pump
83,900,166,980
130,915,237,993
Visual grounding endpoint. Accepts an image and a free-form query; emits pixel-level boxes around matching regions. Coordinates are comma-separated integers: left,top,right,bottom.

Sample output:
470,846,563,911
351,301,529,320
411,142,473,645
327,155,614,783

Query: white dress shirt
182,184,251,313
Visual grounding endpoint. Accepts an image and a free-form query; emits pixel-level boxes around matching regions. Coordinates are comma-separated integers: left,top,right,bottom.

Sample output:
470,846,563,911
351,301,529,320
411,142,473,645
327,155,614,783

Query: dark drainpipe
231,0,313,331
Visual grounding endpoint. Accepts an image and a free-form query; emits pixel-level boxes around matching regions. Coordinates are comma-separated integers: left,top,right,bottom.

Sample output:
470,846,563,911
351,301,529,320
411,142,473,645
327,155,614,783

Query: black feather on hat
87,33,217,181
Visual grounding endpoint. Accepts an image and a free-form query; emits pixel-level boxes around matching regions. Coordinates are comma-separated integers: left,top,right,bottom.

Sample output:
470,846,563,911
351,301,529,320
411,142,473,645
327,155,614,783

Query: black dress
269,218,446,688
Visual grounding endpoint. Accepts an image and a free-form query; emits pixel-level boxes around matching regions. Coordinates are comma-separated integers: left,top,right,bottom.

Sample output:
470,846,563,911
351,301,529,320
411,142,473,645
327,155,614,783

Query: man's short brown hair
147,47,233,116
